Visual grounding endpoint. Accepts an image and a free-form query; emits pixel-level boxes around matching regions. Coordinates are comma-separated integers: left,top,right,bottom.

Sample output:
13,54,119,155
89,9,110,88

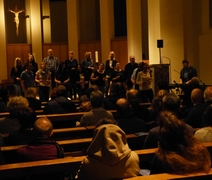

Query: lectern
149,64,170,95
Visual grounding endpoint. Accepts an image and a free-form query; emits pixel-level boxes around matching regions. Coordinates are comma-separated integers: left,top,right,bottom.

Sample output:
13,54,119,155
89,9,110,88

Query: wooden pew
124,169,212,180
1,145,212,180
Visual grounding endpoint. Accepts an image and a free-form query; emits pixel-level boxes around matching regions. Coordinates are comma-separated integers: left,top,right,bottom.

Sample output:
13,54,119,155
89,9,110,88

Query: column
126,0,142,62
25,0,31,43
0,0,7,81
29,0,43,64
42,0,51,43
99,0,114,63
148,0,161,64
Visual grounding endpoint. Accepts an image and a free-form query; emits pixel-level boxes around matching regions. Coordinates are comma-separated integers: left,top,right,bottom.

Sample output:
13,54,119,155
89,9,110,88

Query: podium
149,64,170,95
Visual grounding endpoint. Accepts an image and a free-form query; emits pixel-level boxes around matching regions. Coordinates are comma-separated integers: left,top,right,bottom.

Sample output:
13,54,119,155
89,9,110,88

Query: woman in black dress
90,63,106,95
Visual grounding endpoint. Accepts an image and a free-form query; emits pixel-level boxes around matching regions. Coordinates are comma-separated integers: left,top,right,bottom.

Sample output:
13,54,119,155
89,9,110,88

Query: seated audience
0,96,29,133
25,87,42,110
143,93,193,149
17,117,64,161
78,95,92,112
126,89,150,122
151,111,211,174
43,85,76,114
80,90,114,126
194,104,212,142
0,98,7,113
115,98,146,134
0,82,9,105
184,87,208,128
107,82,121,104
76,120,140,179
8,107,37,145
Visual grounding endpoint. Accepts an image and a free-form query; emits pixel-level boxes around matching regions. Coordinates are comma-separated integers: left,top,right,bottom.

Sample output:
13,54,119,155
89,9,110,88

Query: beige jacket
76,124,140,180
136,71,152,91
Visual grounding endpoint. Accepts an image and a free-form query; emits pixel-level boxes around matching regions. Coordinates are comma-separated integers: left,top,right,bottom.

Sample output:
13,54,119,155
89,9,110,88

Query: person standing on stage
65,51,78,99
105,51,117,96
136,63,153,103
43,49,58,89
10,57,24,96
81,52,94,82
124,55,138,90
180,60,197,84
24,53,38,77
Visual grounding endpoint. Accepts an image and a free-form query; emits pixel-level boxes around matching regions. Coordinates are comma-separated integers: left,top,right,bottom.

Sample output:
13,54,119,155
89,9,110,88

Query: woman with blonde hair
151,111,211,174
10,57,24,96
25,87,41,110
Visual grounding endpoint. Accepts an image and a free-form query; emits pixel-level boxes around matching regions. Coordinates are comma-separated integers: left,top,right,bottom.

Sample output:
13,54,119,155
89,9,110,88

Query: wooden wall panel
42,44,68,63
78,41,101,64
6,44,31,83
111,37,128,70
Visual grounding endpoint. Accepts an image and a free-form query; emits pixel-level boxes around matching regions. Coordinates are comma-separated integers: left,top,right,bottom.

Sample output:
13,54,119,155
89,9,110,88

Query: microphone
174,69,180,74
173,80,179,86
200,80,205,85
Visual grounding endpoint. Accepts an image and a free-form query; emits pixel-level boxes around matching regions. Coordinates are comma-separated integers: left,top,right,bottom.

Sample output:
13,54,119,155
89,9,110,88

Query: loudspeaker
157,39,163,48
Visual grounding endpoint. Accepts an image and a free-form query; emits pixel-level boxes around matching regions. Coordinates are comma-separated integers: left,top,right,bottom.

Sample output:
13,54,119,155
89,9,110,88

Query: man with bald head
124,56,138,89
43,49,58,89
17,117,64,161
185,86,212,128
115,98,146,134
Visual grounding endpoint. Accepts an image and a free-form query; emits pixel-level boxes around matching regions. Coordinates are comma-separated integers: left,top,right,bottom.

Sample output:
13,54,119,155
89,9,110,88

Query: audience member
76,123,140,180
10,57,24,96
0,82,9,105
0,98,7,113
126,89,150,122
115,98,146,134
35,62,51,102
43,85,76,114
78,95,92,112
151,111,211,174
185,86,212,128
8,107,36,145
17,117,64,161
80,90,114,126
107,82,120,105
124,55,138,90
25,87,42,110
0,96,29,133
194,104,212,142
43,49,59,89
143,93,194,149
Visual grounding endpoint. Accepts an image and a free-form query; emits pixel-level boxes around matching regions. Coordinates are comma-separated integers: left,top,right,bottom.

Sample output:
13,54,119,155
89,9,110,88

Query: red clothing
17,144,58,161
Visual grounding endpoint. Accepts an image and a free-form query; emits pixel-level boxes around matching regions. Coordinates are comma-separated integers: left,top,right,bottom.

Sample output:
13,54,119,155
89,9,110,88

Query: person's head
69,51,74,59
143,63,149,72
204,86,212,102
58,62,66,72
18,107,37,129
25,62,33,71
157,89,169,99
40,62,46,70
85,52,92,59
116,98,131,114
14,57,22,68
137,61,145,70
90,90,104,108
98,63,104,71
56,85,66,97
108,51,115,60
8,96,29,117
182,59,189,68
129,55,135,64
126,89,140,106
25,87,37,99
158,111,192,151
47,49,53,56
162,93,180,115
50,87,58,100
28,53,35,62
115,62,120,70
32,117,53,137
188,77,200,86
191,88,203,105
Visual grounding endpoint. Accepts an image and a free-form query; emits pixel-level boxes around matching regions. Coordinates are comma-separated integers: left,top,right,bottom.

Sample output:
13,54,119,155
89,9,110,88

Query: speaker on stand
157,39,163,64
